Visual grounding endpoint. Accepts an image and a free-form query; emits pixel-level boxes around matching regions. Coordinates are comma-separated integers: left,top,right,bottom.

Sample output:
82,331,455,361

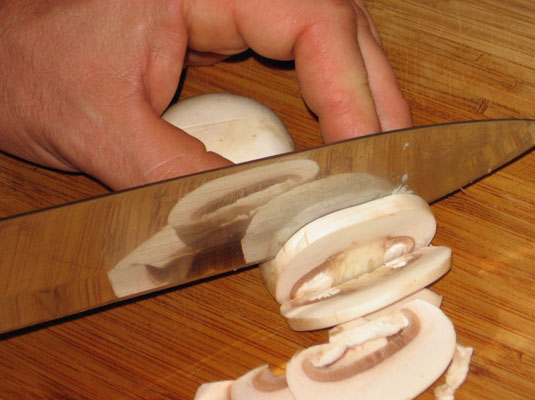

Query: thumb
72,103,232,190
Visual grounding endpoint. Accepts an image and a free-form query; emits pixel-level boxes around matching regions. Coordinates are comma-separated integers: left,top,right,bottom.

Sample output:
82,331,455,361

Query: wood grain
0,0,534,399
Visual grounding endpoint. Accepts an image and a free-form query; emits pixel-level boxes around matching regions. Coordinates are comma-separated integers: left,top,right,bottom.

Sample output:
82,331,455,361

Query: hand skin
0,0,411,190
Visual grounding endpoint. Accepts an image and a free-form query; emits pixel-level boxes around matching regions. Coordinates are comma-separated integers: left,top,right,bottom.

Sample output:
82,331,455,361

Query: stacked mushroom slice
194,193,473,399
261,193,449,330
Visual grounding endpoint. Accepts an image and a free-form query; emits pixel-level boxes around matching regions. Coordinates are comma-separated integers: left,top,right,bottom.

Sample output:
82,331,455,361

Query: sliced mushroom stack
183,97,473,399
260,193,450,330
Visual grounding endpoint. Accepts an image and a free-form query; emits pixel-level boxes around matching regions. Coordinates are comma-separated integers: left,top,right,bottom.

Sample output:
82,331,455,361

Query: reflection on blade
108,159,319,298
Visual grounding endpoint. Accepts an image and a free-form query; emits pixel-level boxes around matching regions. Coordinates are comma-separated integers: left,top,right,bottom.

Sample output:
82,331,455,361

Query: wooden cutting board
0,0,533,398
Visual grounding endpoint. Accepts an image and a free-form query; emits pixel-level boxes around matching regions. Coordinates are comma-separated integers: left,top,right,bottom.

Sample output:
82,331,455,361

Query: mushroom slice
230,364,294,400
261,194,437,304
281,246,451,331
328,288,443,339
286,299,456,400
163,93,294,163
194,380,233,400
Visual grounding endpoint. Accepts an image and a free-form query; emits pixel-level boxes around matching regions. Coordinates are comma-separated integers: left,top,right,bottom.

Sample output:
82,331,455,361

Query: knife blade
1,119,533,334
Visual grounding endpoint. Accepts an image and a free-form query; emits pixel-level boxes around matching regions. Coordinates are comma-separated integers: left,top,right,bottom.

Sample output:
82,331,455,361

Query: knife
1,119,534,334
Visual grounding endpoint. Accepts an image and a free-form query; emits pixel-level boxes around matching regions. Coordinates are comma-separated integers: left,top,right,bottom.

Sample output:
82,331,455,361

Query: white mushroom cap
230,364,295,400
281,246,451,331
260,194,437,304
162,93,294,163
194,380,233,400
285,299,457,400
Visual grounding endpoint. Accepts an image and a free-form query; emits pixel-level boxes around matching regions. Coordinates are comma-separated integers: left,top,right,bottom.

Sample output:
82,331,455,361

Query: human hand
0,0,411,190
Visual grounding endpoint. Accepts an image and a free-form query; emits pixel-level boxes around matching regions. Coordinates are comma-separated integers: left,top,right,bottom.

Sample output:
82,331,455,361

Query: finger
353,6,412,131
183,0,404,140
229,0,382,141
290,4,382,142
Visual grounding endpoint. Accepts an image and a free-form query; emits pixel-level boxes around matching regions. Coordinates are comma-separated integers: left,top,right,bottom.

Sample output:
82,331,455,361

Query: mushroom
230,364,294,400
194,186,473,398
285,299,457,400
280,246,451,331
163,93,317,250
162,93,294,163
194,380,233,400
260,193,437,305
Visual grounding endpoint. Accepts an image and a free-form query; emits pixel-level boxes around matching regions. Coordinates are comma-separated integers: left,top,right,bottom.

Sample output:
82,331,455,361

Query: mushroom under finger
285,299,457,400
163,92,317,250
163,93,295,163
